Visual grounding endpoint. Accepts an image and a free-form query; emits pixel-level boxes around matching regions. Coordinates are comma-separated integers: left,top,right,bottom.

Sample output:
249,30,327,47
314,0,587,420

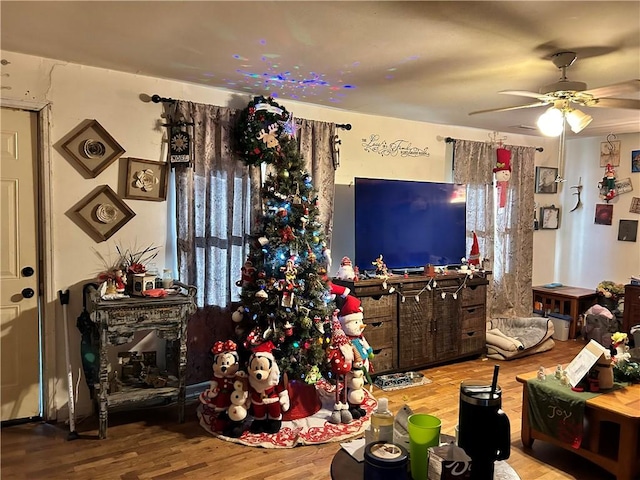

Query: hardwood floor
1,339,623,480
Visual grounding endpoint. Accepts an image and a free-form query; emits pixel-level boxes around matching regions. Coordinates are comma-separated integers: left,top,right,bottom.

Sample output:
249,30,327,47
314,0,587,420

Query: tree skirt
197,379,377,448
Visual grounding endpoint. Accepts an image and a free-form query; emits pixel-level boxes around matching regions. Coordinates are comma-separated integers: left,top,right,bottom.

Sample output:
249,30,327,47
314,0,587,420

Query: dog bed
486,317,555,360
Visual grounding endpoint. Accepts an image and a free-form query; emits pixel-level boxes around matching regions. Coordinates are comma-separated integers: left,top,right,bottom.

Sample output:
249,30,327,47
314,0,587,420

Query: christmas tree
234,96,334,384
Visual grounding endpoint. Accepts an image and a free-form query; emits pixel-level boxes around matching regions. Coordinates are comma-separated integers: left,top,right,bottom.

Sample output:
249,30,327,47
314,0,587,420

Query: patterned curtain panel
492,145,536,317
173,101,248,384
453,140,536,318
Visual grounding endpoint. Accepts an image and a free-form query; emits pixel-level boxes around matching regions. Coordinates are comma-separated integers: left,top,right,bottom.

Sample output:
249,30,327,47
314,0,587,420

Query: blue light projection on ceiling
224,46,357,103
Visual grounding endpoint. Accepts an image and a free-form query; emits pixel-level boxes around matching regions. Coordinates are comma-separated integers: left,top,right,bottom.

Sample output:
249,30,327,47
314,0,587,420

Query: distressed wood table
85,282,197,439
516,370,640,480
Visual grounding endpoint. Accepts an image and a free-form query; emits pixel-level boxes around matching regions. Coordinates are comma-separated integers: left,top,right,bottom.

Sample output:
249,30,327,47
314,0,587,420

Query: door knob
22,266,35,277
22,288,35,298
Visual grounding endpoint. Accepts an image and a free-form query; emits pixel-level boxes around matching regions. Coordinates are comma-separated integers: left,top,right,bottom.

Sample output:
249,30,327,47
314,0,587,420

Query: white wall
553,133,640,288
1,51,558,419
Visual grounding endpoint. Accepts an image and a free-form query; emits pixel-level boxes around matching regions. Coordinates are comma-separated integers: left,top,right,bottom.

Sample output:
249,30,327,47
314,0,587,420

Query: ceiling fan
469,51,640,134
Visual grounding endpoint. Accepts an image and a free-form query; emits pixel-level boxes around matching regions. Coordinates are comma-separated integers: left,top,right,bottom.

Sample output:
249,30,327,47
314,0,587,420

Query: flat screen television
354,178,467,273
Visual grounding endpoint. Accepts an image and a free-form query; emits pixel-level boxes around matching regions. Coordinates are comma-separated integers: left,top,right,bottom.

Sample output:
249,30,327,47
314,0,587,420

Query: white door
1,108,41,421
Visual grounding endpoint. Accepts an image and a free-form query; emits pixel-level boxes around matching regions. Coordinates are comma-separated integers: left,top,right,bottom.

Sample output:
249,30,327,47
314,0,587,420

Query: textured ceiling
1,1,639,138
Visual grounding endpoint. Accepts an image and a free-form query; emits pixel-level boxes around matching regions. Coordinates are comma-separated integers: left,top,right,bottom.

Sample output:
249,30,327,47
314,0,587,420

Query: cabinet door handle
466,308,477,314
371,321,383,327
373,348,383,355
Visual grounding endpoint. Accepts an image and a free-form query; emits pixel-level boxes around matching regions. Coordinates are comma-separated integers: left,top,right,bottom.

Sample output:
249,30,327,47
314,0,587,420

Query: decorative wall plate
74,185,135,242
61,119,125,178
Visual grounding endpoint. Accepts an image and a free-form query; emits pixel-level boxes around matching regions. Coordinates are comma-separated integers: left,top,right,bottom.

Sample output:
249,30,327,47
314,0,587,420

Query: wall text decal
361,134,430,158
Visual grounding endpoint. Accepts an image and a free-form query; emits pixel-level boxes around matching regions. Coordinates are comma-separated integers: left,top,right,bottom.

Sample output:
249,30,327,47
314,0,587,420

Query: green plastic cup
407,413,442,480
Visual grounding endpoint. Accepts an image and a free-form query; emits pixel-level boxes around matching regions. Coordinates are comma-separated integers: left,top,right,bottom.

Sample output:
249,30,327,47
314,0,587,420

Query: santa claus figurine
336,256,356,281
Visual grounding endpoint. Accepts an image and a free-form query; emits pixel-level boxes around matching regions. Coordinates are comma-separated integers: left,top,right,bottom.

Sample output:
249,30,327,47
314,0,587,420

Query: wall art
630,197,640,214
600,139,620,167
618,219,638,242
61,119,125,178
540,206,560,229
74,185,135,241
535,166,558,194
594,203,613,226
124,158,169,201
632,150,640,173
615,177,634,195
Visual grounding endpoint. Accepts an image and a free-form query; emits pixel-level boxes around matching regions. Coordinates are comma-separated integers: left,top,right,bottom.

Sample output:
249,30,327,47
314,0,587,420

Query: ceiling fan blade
499,90,545,99
469,101,549,116
584,79,640,98
589,97,640,110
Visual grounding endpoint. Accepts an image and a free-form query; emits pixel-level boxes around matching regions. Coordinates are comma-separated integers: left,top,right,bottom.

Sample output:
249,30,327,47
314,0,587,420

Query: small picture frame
595,204,614,226
124,158,169,201
540,206,560,229
61,120,125,178
630,197,640,214
74,185,136,241
535,166,558,194
618,219,638,242
632,150,640,173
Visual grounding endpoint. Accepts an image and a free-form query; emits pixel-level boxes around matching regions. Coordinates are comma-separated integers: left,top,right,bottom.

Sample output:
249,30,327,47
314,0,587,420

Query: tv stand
334,273,488,374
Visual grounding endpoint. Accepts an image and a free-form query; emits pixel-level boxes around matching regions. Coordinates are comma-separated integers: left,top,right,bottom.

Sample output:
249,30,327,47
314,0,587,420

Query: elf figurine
493,147,511,208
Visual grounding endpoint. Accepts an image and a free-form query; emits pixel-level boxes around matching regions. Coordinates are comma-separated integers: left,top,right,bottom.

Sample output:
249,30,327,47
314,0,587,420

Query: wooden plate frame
61,119,125,178
124,158,169,201
74,185,135,241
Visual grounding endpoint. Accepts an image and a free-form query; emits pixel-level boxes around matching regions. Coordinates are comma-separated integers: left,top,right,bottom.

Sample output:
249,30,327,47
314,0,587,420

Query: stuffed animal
224,373,250,437
199,340,242,433
338,295,373,419
247,341,290,434
327,313,356,424
493,148,511,208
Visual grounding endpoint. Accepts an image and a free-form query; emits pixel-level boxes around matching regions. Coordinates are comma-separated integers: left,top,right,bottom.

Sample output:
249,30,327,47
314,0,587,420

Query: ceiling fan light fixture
537,107,564,137
566,109,593,133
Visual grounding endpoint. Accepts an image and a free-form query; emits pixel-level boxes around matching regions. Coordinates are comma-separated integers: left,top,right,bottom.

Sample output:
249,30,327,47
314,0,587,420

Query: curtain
173,101,248,383
453,140,536,318
172,101,337,383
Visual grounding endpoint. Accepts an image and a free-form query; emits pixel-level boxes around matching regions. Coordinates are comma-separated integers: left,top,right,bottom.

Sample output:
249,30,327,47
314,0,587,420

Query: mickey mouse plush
247,341,290,434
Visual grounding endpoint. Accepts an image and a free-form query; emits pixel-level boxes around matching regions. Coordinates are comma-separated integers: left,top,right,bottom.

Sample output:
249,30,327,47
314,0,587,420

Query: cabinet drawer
102,306,183,328
361,294,397,320
370,346,395,373
461,285,486,306
460,330,485,355
364,319,395,349
461,305,486,333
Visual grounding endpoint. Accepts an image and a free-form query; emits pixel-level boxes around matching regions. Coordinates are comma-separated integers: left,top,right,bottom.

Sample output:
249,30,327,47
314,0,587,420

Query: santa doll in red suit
247,341,290,434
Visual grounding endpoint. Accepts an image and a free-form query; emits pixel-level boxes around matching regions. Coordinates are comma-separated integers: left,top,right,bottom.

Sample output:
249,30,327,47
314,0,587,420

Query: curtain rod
149,93,353,130
444,136,543,152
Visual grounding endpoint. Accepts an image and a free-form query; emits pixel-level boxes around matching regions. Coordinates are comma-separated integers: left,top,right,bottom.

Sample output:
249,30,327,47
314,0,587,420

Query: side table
85,282,197,439
532,285,598,339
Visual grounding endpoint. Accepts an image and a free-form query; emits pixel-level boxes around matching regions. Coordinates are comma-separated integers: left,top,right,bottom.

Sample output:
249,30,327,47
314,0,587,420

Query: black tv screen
354,178,467,272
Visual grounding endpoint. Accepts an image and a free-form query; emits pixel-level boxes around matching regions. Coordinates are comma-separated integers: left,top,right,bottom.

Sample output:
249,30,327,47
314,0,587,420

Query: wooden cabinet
623,284,640,334
335,274,488,374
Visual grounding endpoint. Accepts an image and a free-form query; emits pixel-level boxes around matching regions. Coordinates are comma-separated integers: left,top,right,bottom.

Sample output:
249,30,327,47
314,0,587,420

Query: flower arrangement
610,331,640,383
596,280,625,299
234,96,290,166
94,242,158,280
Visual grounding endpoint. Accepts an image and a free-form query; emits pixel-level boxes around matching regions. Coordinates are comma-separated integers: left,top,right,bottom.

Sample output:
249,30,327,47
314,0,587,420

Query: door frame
1,98,57,421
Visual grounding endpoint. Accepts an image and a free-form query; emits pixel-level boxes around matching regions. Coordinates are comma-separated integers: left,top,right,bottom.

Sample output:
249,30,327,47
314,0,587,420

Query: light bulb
537,107,564,137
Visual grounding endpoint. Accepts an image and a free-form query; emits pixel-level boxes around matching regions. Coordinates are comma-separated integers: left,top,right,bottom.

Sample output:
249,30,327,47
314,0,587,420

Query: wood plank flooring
1,339,624,479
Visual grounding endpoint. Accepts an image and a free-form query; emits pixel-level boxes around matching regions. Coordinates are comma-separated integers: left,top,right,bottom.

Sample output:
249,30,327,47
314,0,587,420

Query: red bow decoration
211,339,237,355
